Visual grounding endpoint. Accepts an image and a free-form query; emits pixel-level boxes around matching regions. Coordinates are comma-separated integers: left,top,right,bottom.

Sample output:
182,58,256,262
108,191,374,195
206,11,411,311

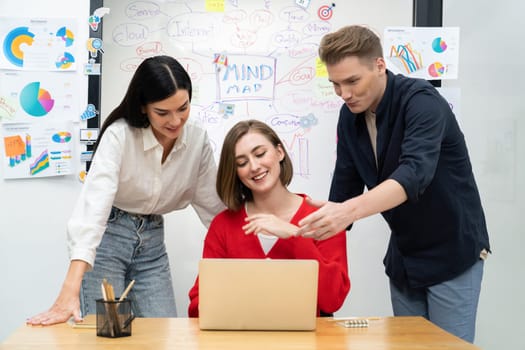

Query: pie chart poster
0,71,78,122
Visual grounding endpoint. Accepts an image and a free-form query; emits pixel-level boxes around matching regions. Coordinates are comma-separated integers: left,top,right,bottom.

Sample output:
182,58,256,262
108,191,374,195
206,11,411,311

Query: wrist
62,260,89,294
344,197,362,223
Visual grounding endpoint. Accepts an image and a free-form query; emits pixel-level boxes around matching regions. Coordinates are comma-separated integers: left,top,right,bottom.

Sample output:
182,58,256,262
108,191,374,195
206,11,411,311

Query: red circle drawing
318,5,333,20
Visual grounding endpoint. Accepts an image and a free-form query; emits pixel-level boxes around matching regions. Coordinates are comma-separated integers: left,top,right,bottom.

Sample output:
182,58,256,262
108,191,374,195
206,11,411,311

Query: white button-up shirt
67,118,224,267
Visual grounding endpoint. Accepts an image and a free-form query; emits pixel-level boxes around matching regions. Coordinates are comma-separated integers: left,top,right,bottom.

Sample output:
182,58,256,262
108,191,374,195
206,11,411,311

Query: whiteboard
100,0,412,316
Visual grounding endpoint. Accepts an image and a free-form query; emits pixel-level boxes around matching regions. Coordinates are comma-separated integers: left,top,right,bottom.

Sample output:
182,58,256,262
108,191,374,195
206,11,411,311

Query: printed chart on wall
383,26,459,80
0,17,81,179
0,18,78,71
2,122,73,179
0,71,78,123
101,0,349,198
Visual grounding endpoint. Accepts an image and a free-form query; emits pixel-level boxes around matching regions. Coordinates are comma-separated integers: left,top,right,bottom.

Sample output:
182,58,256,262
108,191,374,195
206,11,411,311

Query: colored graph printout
0,17,78,71
1,121,73,179
0,71,78,122
383,27,460,80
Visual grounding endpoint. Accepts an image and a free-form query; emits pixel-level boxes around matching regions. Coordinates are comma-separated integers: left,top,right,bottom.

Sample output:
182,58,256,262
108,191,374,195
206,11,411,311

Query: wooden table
1,316,480,349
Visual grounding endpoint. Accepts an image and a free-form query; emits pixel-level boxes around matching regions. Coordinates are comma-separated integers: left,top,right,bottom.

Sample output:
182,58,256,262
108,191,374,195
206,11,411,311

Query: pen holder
96,298,134,338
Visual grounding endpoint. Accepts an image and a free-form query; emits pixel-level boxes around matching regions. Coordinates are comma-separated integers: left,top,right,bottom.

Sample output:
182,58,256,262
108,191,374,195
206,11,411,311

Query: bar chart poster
383,27,460,80
2,121,73,179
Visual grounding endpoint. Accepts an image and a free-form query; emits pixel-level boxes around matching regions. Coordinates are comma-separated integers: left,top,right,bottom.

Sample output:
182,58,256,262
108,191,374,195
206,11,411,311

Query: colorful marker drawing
317,3,335,21
99,1,361,189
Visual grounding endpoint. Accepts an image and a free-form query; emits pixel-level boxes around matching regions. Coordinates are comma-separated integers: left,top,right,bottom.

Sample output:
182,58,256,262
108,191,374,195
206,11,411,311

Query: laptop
198,258,319,331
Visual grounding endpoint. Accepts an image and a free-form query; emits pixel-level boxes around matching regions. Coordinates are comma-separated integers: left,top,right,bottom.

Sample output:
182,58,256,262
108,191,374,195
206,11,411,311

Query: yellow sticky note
315,57,328,78
206,0,224,12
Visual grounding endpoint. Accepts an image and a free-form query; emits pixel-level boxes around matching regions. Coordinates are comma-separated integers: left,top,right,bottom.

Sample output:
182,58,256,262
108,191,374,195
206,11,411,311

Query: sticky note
4,135,25,157
206,0,224,12
315,57,328,78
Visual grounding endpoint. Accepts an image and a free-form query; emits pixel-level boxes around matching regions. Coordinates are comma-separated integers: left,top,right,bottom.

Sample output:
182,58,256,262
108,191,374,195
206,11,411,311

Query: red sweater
188,194,350,317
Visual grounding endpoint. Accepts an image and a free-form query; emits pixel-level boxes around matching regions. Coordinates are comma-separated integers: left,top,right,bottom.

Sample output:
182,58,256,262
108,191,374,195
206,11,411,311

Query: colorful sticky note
4,135,25,157
206,0,224,12
315,57,328,78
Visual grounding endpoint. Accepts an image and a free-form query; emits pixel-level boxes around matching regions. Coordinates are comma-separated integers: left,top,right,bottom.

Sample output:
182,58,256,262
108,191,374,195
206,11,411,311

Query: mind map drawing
102,0,347,196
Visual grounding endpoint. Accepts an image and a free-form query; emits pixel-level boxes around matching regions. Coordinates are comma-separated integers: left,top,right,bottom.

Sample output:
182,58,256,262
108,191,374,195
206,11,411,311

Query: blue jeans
80,207,177,317
389,259,484,343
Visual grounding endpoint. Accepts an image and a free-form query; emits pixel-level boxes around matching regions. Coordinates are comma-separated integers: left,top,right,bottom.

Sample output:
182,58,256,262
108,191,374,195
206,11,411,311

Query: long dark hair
92,55,192,155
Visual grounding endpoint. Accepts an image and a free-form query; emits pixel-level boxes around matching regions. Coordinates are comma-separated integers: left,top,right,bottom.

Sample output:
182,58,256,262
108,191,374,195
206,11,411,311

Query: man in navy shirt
297,25,490,343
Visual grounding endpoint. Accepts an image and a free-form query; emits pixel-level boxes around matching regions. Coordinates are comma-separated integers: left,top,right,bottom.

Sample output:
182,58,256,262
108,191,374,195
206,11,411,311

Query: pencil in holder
96,298,134,337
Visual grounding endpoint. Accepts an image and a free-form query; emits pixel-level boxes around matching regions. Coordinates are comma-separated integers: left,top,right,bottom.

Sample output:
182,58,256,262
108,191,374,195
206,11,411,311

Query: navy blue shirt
329,70,490,288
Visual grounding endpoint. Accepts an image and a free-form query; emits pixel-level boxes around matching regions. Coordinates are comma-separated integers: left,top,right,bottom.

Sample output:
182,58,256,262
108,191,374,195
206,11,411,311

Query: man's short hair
319,25,383,65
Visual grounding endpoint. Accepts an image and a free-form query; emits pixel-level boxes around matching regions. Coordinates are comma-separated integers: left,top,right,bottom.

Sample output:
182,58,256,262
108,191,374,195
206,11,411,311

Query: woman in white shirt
27,55,224,325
